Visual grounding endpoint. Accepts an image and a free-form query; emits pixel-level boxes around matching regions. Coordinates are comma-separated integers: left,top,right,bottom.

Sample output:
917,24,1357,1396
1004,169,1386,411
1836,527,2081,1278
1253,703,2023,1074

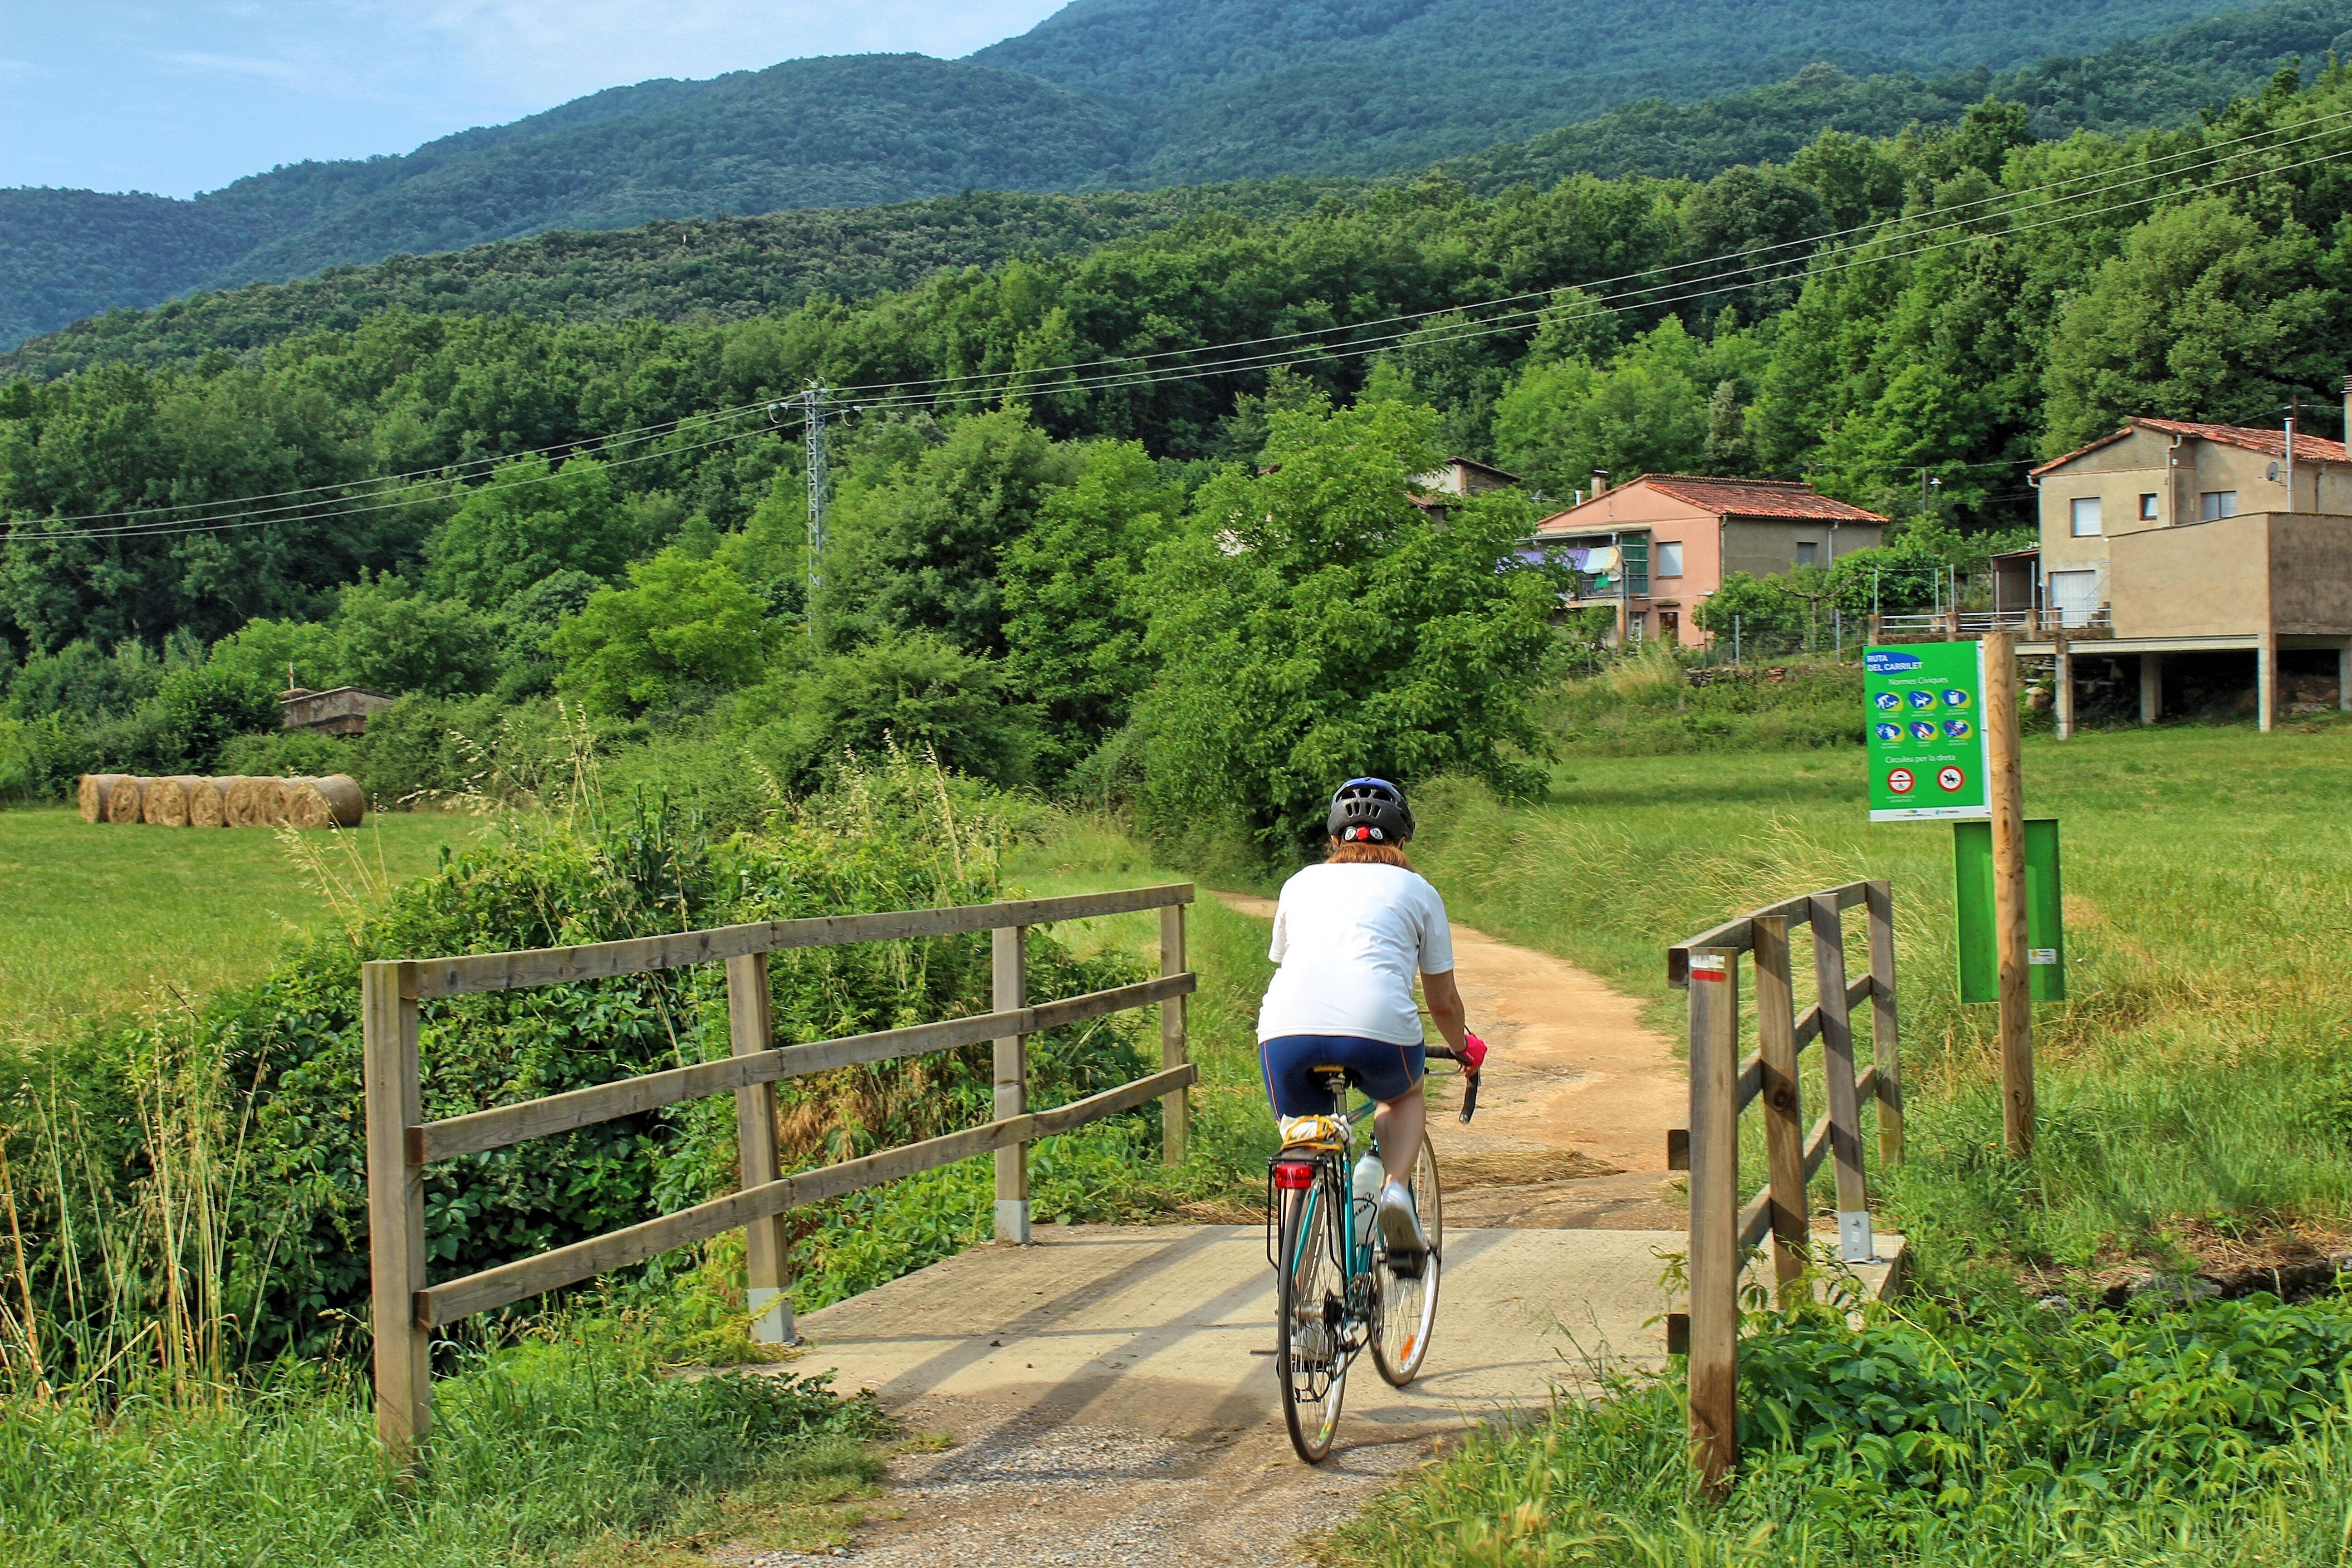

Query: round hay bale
313,774,365,828
106,778,148,824
79,774,134,823
143,776,206,828
185,776,227,828
281,777,335,829
222,776,277,827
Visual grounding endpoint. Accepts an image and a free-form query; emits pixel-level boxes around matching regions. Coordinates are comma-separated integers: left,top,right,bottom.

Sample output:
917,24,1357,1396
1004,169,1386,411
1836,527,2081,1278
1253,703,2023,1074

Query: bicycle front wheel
1371,1137,1442,1387
1275,1174,1349,1463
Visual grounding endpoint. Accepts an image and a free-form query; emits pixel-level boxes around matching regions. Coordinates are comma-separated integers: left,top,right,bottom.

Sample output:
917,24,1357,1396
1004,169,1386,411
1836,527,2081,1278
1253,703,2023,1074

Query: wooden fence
364,882,1197,1461
1666,879,1901,1491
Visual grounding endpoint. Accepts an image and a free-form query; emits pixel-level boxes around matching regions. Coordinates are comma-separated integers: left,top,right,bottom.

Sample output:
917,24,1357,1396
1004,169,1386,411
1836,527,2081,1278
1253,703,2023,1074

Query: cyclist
1257,778,1474,1268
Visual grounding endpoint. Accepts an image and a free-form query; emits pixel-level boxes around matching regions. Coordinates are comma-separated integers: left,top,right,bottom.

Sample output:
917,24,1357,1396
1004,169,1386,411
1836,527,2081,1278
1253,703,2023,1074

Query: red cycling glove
1461,1031,1488,1073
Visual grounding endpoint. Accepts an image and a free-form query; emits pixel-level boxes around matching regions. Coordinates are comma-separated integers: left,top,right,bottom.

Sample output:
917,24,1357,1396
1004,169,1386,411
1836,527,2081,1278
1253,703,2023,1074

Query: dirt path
1216,892,1686,1231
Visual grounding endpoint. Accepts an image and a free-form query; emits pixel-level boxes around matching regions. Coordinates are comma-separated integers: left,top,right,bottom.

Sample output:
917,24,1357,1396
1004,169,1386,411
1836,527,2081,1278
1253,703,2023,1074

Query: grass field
0,806,490,1045
1338,715,2352,1565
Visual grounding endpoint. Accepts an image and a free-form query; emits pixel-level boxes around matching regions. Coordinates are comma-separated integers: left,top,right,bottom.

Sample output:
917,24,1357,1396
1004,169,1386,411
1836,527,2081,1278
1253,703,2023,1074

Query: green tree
738,630,1039,789
424,453,634,609
551,550,773,717
331,573,500,697
2042,198,2341,451
819,409,1084,655
155,661,279,769
1000,441,1181,778
1493,317,1715,495
1135,398,1559,860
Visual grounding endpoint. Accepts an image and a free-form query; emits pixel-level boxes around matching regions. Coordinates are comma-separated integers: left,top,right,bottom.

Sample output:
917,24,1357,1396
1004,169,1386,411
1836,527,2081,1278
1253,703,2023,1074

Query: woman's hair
1327,837,1414,870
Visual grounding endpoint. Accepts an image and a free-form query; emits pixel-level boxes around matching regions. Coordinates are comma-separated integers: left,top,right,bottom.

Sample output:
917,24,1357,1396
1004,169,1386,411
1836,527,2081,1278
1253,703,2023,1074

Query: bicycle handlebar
1426,1042,1482,1123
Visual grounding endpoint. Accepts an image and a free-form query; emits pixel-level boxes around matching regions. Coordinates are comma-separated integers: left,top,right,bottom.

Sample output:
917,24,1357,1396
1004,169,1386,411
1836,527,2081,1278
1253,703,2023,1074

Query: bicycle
1265,1041,1482,1463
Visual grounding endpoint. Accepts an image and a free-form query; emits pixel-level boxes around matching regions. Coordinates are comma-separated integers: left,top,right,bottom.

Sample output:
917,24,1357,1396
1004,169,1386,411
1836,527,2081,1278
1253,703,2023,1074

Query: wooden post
993,926,1029,1244
1751,917,1808,1301
364,960,431,1463
2052,630,2073,740
1808,895,1870,1263
1685,946,1740,1495
1983,632,2035,1156
727,953,794,1345
1160,903,1189,1167
1863,880,1903,1167
1866,612,1882,645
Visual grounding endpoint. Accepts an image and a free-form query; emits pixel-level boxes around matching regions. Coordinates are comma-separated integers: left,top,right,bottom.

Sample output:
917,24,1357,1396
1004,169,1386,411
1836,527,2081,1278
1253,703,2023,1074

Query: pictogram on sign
1886,768,1916,794
1937,765,1965,792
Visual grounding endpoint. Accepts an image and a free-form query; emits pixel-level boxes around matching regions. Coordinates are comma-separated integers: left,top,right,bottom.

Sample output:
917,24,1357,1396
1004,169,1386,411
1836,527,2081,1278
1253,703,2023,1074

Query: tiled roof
2030,417,2352,477
1532,474,1887,531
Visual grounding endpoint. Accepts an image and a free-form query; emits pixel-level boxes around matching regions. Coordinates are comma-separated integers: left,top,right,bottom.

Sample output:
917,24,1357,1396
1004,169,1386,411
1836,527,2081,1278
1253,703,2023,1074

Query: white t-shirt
1256,863,1456,1047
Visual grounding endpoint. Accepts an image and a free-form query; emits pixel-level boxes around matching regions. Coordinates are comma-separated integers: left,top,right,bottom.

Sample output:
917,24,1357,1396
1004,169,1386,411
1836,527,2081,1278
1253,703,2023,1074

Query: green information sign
1864,643,1990,822
1952,818,2067,1003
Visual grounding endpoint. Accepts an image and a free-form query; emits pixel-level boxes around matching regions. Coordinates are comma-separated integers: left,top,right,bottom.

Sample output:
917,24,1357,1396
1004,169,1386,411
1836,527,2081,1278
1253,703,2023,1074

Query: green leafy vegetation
6,0,2334,350
3,1345,885,1568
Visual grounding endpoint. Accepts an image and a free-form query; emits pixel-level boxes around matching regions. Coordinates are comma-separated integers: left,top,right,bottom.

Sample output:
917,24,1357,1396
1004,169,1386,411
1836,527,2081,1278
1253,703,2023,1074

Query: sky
0,0,1072,198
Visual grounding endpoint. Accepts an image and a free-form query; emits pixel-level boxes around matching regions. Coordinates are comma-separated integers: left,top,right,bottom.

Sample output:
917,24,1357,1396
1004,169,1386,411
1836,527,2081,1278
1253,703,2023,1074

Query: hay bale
280,774,365,829
79,774,134,823
223,775,281,828
185,776,226,828
314,774,364,828
142,776,210,828
106,778,148,824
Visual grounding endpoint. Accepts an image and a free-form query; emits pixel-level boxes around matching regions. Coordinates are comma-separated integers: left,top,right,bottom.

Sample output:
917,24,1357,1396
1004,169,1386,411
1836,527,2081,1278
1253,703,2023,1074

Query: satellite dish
2268,461,2281,481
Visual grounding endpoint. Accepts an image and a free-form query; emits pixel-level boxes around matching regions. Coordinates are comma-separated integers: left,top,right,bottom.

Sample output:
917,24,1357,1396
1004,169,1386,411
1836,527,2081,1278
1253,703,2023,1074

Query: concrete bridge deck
766,1221,1900,1567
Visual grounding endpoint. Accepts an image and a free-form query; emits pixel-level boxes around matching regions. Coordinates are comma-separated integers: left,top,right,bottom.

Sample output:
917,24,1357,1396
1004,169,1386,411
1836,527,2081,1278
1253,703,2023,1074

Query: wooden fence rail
1666,878,1901,1493
365,882,1196,1463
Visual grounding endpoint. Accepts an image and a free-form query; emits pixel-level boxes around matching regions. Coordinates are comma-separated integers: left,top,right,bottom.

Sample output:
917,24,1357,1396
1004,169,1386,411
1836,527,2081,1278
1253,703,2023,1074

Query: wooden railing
1666,879,1901,1492
364,883,1197,1461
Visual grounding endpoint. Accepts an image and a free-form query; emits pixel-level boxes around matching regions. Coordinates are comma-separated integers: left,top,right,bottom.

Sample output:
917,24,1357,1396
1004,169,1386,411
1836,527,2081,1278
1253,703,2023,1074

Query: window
1655,541,1685,577
2200,490,2238,520
2138,493,2159,520
1795,541,1818,566
2069,496,2102,537
1658,609,1681,642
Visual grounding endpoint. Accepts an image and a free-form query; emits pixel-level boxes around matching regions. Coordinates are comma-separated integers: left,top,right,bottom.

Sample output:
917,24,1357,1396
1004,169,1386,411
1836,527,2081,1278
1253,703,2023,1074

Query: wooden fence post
1685,946,1740,1495
364,960,431,1463
994,926,1029,1244
1160,903,1189,1167
1752,917,1808,1303
1809,895,1871,1263
1864,880,1903,1166
727,953,795,1344
1984,631,2035,1156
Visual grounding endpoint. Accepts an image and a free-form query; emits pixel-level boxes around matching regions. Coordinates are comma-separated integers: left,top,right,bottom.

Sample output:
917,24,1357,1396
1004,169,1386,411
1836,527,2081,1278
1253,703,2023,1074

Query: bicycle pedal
1384,1247,1428,1281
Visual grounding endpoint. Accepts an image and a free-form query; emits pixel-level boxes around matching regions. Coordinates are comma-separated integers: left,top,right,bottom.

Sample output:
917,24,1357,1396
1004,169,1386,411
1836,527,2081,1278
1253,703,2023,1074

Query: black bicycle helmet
1326,777,1413,845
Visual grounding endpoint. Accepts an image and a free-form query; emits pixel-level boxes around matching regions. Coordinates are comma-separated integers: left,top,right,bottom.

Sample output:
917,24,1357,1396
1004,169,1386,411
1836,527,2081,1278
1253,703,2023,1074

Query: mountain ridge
0,0,2288,349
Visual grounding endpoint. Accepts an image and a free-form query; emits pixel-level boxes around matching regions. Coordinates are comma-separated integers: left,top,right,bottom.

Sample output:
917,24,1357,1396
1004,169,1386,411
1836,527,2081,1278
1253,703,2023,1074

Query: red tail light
1272,1161,1315,1190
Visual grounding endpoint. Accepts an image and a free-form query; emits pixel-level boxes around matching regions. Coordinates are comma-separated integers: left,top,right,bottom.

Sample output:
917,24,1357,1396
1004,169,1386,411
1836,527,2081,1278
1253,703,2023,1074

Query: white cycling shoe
1377,1177,1430,1268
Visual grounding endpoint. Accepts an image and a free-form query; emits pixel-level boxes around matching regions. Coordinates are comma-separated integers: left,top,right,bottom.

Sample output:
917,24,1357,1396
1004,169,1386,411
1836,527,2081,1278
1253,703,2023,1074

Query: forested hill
17,1,2352,382
0,0,2277,349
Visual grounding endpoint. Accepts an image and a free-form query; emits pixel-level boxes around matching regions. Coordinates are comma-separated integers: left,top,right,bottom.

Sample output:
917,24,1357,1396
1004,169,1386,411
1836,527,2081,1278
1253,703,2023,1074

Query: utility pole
803,383,831,635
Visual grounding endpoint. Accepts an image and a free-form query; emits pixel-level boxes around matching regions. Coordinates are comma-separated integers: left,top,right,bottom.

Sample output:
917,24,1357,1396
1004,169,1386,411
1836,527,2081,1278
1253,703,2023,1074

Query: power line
13,124,2352,548
12,102,2347,539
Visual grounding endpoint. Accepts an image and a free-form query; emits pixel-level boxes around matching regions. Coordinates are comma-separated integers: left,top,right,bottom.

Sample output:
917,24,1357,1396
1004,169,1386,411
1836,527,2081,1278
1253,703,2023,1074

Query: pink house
1532,473,1889,647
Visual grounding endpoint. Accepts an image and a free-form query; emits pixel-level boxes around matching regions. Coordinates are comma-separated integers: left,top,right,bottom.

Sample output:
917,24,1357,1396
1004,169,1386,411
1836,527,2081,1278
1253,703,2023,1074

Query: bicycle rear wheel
1370,1137,1443,1387
1275,1174,1349,1463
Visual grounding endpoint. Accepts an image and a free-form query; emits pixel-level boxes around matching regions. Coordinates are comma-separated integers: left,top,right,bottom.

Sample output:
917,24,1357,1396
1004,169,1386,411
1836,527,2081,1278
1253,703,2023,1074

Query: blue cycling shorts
1259,1034,1425,1117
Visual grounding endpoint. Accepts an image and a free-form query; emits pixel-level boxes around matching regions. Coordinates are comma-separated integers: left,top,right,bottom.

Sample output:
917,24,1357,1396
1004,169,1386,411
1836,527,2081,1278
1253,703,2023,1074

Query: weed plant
0,1336,880,1568
1332,1287,2352,1566
1539,649,1866,756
